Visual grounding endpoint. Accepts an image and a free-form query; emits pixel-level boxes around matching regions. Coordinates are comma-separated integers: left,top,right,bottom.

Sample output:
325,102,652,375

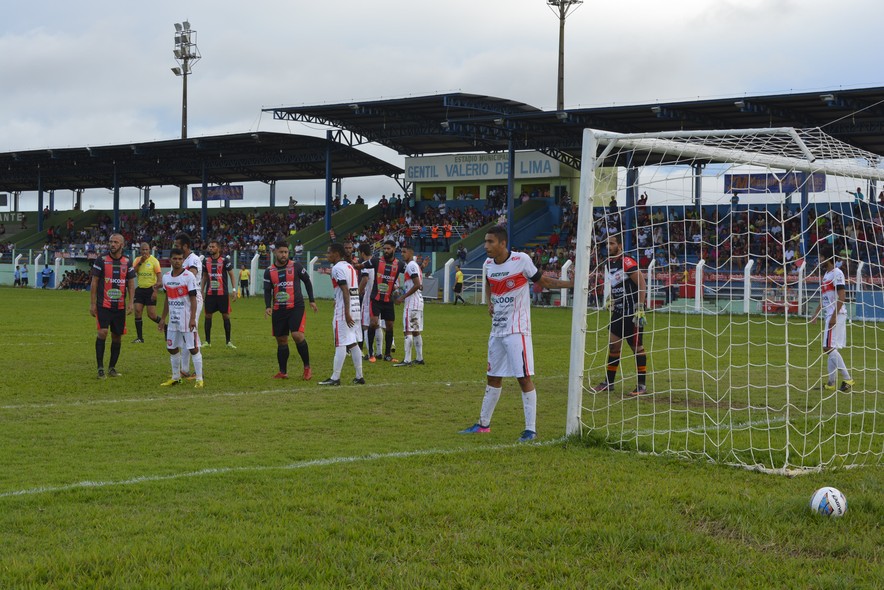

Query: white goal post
567,127,884,473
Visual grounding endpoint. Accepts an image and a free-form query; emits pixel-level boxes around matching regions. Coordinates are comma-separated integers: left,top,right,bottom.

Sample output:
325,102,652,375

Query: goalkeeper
592,233,649,396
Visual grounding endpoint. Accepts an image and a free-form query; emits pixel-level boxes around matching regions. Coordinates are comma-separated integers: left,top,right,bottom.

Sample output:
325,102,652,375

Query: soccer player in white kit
459,226,573,442
394,244,425,366
810,252,854,392
175,233,203,381
319,243,365,386
158,248,204,388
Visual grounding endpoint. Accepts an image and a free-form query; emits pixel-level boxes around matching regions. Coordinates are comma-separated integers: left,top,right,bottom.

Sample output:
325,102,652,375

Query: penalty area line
0,438,565,499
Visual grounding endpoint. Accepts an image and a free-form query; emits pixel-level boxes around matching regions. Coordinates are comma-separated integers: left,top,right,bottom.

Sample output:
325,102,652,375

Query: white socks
332,346,347,379
413,335,423,361
479,385,502,428
180,347,191,375
349,346,364,379
191,351,203,380
403,335,414,362
827,350,850,383
521,389,537,432
170,352,181,379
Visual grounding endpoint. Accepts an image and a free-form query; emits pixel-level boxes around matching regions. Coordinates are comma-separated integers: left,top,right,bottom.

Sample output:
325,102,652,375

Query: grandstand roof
0,132,404,192
266,87,884,167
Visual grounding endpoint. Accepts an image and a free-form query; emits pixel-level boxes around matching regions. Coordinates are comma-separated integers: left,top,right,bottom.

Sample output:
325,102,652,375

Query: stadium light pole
546,0,583,111
172,21,201,209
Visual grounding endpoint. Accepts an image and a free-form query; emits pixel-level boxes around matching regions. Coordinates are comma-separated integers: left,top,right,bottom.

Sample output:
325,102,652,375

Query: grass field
0,288,881,588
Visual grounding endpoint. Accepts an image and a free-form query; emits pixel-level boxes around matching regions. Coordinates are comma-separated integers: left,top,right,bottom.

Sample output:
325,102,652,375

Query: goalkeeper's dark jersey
607,255,639,316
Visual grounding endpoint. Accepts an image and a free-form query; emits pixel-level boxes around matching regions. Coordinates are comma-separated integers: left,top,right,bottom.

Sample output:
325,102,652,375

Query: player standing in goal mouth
593,233,649,396
809,250,854,392
459,225,574,442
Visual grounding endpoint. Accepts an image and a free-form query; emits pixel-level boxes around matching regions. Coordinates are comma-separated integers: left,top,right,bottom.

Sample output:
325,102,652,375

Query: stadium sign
724,172,826,194
191,185,244,201
405,151,560,182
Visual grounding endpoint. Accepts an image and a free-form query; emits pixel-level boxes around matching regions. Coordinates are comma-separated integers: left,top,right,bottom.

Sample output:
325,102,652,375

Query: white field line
0,374,570,412
0,438,565,499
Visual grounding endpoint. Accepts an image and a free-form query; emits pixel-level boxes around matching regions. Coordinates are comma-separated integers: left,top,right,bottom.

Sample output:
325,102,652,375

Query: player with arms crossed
361,240,405,362
264,240,317,380
592,233,649,396
158,248,204,388
459,226,573,442
202,240,237,349
174,233,203,380
89,233,135,379
809,250,854,392
320,243,365,386
394,244,425,366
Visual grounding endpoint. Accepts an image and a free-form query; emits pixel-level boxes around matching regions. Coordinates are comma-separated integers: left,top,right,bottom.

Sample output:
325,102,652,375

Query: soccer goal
566,127,884,473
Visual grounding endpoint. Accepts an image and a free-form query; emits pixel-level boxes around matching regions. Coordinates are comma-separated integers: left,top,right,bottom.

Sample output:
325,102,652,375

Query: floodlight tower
172,21,200,208
546,0,583,111
172,21,200,139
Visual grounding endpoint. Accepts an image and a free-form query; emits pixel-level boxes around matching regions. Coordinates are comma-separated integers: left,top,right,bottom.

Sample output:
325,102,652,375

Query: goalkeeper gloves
635,306,646,328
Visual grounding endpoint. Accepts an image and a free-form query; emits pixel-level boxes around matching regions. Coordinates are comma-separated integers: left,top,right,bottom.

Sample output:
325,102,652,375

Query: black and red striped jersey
263,261,314,310
362,256,406,303
203,255,234,296
91,254,135,310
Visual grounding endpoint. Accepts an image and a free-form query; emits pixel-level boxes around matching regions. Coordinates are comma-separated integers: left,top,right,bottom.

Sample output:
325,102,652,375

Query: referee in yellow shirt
453,264,466,305
239,264,251,298
132,242,163,343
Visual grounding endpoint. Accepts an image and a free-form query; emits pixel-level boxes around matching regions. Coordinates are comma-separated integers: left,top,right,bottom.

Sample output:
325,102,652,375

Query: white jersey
403,260,424,311
331,260,361,322
485,252,540,336
360,264,375,308
821,268,847,317
162,269,199,332
183,252,204,308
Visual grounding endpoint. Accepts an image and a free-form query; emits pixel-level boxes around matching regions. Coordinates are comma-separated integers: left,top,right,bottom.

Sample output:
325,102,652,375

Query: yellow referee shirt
455,269,464,285
240,269,250,282
135,255,161,288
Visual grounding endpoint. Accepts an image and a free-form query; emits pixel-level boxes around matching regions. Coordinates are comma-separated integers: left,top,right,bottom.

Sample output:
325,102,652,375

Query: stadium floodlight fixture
171,67,182,76
734,100,746,110
493,118,505,126
183,21,191,30
546,0,584,111
556,111,569,121
820,94,835,103
440,121,450,130
174,22,183,32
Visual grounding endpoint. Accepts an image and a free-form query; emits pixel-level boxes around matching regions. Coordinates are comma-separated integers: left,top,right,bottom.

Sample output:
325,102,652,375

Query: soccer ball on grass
809,487,847,517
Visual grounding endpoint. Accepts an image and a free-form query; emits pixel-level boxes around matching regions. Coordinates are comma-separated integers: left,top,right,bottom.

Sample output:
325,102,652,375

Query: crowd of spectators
58,268,90,290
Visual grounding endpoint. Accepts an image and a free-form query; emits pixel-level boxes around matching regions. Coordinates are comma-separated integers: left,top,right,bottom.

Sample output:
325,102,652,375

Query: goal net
566,128,884,473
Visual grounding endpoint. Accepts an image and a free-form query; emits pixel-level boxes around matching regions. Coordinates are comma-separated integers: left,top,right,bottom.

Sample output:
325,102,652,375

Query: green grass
0,288,881,588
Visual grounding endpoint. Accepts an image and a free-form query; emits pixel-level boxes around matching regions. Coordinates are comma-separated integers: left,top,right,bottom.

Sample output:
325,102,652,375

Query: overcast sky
3,0,882,211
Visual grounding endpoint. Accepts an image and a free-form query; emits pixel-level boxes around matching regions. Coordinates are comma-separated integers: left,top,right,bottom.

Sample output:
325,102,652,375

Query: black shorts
454,283,463,293
21,278,28,286
272,306,306,337
611,314,643,348
134,287,156,306
240,280,249,289
205,294,231,314
13,279,20,286
96,308,126,335
371,299,395,322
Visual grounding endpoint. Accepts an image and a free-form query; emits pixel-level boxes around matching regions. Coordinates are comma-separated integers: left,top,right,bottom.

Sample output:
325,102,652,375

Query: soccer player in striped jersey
394,244,424,366
459,226,573,442
809,251,854,392
202,240,237,348
361,240,406,362
264,240,316,380
319,242,365,386
89,233,136,379
158,248,204,388
592,233,649,396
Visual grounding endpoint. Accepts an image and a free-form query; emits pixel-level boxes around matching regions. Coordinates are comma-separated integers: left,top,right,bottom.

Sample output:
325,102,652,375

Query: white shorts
167,329,200,351
361,297,373,326
822,313,847,350
487,333,534,378
403,308,424,333
333,319,362,347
